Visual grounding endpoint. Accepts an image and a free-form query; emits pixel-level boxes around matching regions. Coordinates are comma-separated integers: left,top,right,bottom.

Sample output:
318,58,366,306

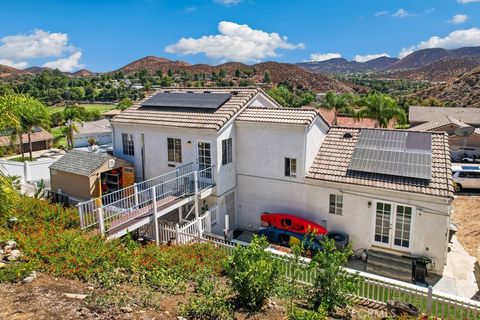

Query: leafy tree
117,97,133,111
62,106,83,149
167,68,173,77
234,69,241,77
224,235,280,311
318,92,355,125
356,92,407,128
18,96,50,160
267,86,315,108
219,68,226,79
308,238,359,314
263,70,272,84
155,69,163,78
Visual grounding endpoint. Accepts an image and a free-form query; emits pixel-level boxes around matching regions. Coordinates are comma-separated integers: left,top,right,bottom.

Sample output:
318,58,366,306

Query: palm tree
355,93,406,128
16,95,50,160
62,106,82,149
318,92,355,125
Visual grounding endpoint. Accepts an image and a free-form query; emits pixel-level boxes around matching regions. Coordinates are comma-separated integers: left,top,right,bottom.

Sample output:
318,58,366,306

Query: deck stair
77,162,215,240
366,250,413,283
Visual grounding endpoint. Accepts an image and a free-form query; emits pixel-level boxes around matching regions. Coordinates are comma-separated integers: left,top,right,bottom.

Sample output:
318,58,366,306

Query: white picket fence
193,234,480,320
139,208,215,244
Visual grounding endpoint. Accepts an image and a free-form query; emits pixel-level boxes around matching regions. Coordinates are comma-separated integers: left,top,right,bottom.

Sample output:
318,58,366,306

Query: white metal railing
184,234,480,319
77,163,215,234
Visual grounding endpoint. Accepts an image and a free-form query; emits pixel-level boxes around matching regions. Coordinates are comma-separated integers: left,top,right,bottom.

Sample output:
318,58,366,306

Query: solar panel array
348,129,432,180
141,92,232,109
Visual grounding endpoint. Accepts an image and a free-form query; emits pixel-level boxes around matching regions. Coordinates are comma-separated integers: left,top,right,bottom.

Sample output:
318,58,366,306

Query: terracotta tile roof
410,116,470,132
306,127,453,198
236,107,318,125
111,88,261,131
317,108,395,128
409,106,480,125
0,127,54,147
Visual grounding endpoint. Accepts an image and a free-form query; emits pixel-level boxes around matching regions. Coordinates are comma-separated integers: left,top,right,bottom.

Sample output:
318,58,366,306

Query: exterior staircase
366,249,414,283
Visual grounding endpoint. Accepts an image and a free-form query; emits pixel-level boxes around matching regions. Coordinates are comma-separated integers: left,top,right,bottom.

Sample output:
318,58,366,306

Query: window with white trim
167,138,182,163
222,138,233,165
122,133,134,156
284,158,297,177
329,194,343,215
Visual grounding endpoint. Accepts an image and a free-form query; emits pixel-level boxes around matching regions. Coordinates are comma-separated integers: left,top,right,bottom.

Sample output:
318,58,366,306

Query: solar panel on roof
140,92,232,109
348,129,432,180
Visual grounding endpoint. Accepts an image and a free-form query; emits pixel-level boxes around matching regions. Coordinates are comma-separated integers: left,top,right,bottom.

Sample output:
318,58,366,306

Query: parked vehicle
452,165,480,192
257,227,323,253
260,212,327,235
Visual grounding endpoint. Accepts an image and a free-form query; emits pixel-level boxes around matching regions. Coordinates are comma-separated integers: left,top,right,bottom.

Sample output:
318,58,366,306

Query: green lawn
46,103,116,115
51,126,67,148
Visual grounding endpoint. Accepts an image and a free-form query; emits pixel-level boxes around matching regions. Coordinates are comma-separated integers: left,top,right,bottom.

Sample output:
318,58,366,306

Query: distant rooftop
75,119,111,135
409,106,480,125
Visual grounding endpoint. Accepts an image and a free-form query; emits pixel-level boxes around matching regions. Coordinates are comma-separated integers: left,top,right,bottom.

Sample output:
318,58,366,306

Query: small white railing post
78,205,84,228
427,286,433,314
152,186,159,245
134,183,139,208
205,210,212,233
175,223,180,244
97,208,105,235
194,170,199,219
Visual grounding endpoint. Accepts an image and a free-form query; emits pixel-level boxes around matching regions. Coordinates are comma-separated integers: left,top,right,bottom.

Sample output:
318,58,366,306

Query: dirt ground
451,195,480,256
0,273,389,320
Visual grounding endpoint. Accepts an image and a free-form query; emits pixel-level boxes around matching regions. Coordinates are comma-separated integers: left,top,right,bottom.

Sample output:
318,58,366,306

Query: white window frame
371,200,415,251
222,138,233,165
122,133,134,156
329,194,343,215
284,157,297,178
167,137,182,163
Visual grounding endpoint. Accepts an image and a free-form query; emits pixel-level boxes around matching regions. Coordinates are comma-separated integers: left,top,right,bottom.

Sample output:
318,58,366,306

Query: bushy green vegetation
267,82,316,108
0,69,144,105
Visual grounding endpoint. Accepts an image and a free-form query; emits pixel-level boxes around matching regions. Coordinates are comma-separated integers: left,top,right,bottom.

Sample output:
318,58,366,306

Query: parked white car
452,164,480,192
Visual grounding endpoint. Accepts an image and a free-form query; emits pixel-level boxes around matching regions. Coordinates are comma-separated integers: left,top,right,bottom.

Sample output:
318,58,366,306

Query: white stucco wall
305,117,329,170
73,132,112,148
235,174,451,274
236,122,308,183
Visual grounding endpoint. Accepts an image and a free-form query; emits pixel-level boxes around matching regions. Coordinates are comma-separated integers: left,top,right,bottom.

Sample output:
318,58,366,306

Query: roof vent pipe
343,132,353,139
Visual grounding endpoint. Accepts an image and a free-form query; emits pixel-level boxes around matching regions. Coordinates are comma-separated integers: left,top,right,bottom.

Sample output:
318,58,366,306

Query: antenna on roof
454,126,475,150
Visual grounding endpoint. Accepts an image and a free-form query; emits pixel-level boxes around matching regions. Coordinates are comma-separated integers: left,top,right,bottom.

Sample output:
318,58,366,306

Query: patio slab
433,235,479,300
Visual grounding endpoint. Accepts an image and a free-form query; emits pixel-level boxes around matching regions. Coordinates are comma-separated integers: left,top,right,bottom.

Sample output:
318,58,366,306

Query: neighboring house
316,108,395,128
409,115,480,160
0,127,54,154
103,109,123,120
49,150,134,201
73,119,112,148
104,88,454,277
409,106,480,127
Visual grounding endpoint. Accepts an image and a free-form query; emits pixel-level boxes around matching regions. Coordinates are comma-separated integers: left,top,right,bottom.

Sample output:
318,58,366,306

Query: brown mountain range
382,57,480,82
415,66,480,108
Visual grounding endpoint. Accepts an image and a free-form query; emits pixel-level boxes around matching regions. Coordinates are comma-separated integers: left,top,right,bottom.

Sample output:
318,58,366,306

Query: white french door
373,201,413,251
197,141,212,180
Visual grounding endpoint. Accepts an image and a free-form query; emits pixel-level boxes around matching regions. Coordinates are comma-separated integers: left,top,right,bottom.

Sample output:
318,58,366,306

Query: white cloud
42,51,84,72
215,0,242,5
399,28,480,58
392,8,411,18
308,53,342,62
165,21,304,63
0,29,83,70
0,59,28,69
353,53,390,63
458,0,480,3
448,14,468,24
375,11,389,17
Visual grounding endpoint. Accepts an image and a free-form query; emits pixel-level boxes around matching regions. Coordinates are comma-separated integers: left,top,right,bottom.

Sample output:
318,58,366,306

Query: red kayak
261,213,327,235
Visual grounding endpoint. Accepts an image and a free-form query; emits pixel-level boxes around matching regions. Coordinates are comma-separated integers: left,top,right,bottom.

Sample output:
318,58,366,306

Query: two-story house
102,87,453,277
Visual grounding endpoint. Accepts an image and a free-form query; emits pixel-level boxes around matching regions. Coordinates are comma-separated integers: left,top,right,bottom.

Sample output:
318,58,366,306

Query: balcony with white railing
76,162,215,238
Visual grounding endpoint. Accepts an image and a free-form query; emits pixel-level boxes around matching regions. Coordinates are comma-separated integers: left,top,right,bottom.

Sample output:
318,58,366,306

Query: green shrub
288,306,328,320
181,268,233,320
224,235,280,311
308,238,359,313
0,261,37,283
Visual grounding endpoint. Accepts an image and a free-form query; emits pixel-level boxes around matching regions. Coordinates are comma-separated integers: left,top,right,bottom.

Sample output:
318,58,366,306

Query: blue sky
0,0,479,72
